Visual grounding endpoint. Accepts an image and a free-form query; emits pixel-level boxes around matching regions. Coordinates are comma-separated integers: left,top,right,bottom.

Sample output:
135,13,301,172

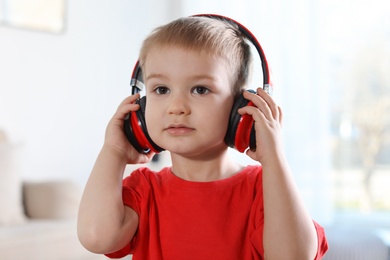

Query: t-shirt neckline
162,165,257,190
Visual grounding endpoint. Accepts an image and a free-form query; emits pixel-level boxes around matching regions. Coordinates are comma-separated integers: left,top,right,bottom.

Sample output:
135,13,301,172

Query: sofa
0,130,130,260
0,180,106,260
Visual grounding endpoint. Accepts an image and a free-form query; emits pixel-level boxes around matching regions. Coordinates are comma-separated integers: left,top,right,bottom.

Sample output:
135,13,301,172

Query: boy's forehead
142,46,234,90
143,45,224,68
143,46,228,72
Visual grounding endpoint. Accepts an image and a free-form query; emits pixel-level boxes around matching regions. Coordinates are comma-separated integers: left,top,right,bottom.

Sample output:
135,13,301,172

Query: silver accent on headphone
263,84,272,96
130,79,146,94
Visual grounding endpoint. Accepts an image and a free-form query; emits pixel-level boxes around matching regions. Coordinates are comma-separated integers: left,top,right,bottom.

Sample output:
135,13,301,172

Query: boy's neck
170,150,242,182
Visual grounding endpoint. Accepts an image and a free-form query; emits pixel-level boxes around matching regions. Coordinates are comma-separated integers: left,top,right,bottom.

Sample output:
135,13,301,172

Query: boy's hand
238,88,284,163
104,94,155,164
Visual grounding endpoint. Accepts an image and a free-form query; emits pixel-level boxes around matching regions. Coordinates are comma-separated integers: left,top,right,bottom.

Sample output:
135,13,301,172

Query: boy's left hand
238,87,284,163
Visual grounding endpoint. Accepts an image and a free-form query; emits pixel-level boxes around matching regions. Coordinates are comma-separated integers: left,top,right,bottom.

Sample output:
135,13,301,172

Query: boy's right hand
104,94,155,164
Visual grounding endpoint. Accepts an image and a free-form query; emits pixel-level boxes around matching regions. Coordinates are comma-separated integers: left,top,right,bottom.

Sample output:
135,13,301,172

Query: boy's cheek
145,113,163,139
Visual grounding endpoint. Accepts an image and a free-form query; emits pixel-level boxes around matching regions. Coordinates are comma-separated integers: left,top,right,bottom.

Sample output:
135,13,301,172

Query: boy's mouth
165,124,194,135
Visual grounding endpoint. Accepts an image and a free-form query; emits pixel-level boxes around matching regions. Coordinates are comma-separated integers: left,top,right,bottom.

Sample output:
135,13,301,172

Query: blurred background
1,0,390,259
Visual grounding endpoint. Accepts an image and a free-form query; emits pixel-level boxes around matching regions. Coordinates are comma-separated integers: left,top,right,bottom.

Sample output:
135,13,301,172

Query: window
326,0,390,220
180,0,390,226
0,0,66,33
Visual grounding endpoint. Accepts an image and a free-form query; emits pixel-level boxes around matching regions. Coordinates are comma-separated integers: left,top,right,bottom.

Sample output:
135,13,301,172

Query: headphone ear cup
225,90,257,153
225,94,245,148
124,96,164,154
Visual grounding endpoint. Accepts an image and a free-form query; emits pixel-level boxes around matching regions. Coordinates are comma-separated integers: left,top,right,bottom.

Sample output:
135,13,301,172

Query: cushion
0,142,26,225
23,180,81,219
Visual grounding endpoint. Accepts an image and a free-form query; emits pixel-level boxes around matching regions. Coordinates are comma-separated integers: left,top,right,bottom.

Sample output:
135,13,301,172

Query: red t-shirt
106,165,328,259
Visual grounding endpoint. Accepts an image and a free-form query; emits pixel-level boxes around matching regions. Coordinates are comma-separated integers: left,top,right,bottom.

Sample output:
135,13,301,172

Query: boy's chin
168,144,229,158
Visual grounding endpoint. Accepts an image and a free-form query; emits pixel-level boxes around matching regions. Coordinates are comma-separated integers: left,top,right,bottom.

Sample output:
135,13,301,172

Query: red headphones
124,14,272,154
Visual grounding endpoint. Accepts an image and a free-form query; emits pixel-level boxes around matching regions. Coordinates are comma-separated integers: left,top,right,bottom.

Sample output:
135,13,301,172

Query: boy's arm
240,89,318,260
260,154,318,260
77,145,139,253
77,94,153,254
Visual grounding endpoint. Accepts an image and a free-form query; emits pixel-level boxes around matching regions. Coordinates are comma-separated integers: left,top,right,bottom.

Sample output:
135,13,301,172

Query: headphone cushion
137,97,164,153
225,89,256,152
124,112,144,153
124,97,164,154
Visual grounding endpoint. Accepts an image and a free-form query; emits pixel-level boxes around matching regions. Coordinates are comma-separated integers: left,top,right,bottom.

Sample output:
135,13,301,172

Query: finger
278,106,283,126
117,93,140,109
241,90,274,120
115,103,140,119
245,149,257,161
238,105,267,126
129,150,155,164
114,94,141,118
256,87,280,121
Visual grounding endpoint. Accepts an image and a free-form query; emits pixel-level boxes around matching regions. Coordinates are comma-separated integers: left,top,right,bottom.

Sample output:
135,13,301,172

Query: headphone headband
130,14,272,95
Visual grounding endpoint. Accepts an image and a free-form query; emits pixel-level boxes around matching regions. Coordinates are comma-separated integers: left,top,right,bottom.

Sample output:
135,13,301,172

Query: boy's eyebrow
189,74,217,81
145,73,168,81
146,73,217,82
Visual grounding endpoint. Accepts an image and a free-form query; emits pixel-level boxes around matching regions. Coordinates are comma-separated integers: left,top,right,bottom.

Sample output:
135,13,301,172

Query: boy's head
139,16,253,97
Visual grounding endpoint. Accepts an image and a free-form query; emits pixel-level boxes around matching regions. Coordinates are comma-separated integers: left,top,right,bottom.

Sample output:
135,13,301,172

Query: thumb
246,149,257,161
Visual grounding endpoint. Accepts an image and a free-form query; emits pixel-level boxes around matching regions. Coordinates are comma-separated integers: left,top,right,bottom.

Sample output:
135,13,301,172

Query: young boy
78,15,328,259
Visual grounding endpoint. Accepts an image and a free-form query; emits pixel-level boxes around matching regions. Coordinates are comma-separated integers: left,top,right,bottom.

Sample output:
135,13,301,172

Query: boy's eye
192,86,209,95
154,86,170,95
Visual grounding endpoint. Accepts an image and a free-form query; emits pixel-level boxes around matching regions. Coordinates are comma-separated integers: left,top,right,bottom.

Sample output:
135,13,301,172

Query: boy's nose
167,94,190,115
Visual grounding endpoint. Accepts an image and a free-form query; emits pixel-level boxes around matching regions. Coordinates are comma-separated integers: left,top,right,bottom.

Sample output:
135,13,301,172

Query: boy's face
143,46,234,158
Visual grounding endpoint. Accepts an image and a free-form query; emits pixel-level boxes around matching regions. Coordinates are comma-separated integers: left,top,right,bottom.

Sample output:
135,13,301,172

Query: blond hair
139,17,252,96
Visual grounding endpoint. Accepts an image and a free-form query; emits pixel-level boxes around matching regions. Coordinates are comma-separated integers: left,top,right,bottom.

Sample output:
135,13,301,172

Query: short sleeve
105,243,132,259
313,221,329,260
105,168,151,258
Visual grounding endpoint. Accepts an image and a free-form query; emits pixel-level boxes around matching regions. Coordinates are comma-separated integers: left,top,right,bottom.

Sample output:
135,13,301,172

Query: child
77,15,328,259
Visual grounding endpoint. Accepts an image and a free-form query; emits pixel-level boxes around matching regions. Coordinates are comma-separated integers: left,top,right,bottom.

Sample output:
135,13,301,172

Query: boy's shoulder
123,166,169,183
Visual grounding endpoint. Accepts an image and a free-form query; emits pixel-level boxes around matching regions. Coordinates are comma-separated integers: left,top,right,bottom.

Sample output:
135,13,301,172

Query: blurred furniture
0,181,106,260
0,130,109,260
0,176,104,259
